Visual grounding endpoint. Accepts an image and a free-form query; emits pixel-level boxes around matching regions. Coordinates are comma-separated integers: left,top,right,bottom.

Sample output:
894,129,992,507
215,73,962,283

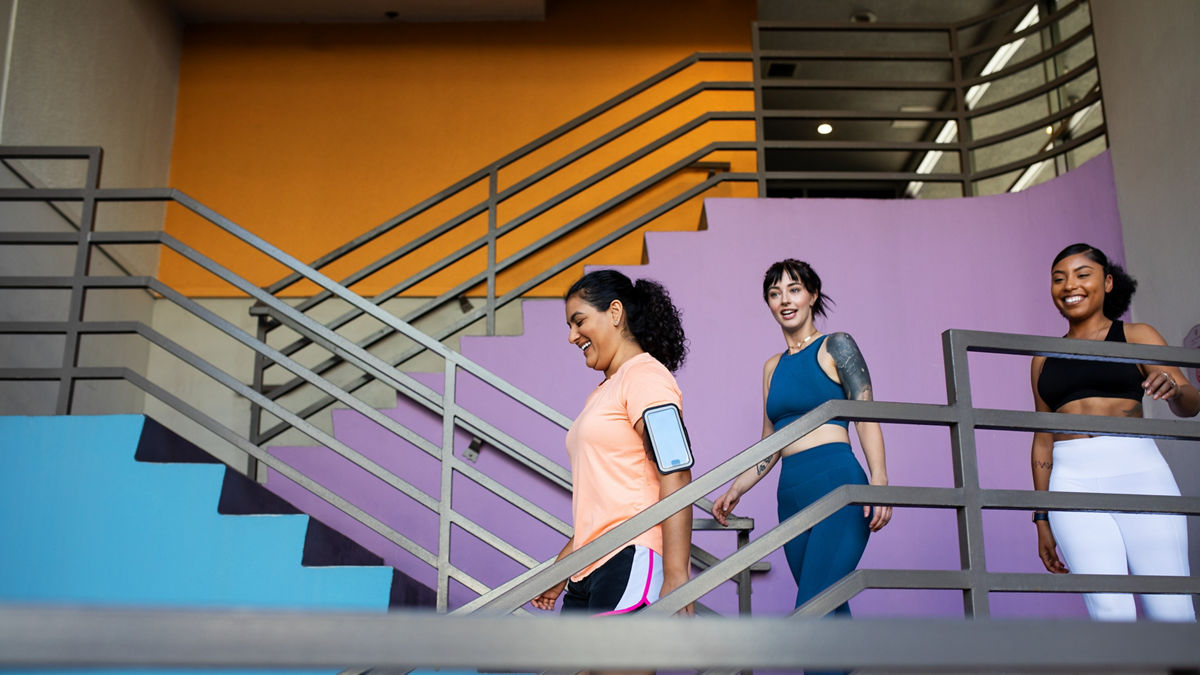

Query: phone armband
641,403,694,474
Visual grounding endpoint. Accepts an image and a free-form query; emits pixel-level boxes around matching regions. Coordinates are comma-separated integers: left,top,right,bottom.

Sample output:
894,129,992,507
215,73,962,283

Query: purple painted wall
268,152,1125,617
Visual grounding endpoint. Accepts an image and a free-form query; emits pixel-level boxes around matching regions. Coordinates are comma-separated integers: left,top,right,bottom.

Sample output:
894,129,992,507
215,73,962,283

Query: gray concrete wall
0,0,181,415
1091,0,1200,567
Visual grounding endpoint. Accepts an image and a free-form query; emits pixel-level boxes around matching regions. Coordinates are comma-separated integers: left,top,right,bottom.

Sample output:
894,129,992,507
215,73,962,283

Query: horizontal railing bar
0,232,81,245
949,0,1039,31
756,21,950,32
691,517,756,531
0,145,101,159
981,488,1200,515
759,78,956,91
967,56,1098,118
758,48,950,61
967,89,1101,151
761,109,958,121
971,125,1106,182
764,170,964,182
0,366,124,381
958,22,1092,89
984,571,1200,594
974,407,1200,440
954,328,1200,365
0,187,174,201
955,0,1085,59
762,139,958,151
14,607,1200,671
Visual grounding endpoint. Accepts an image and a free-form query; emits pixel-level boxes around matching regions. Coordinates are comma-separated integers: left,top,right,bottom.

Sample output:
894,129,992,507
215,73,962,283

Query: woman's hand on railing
531,580,566,611
1036,521,1069,574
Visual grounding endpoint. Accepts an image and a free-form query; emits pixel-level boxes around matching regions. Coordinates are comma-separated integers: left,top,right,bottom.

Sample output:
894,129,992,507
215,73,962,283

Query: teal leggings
777,442,870,616
777,443,870,675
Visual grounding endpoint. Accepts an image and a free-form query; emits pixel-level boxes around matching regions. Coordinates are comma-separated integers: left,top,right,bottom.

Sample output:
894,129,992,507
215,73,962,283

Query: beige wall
1091,0,1200,565
0,0,181,415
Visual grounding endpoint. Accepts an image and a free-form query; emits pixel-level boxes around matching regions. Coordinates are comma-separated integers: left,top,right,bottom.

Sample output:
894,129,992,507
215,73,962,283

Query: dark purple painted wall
269,152,1125,616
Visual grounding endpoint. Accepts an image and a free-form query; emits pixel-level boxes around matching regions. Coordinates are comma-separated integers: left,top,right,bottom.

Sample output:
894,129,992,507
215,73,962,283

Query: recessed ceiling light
817,123,833,135
1045,125,1054,134
850,9,877,23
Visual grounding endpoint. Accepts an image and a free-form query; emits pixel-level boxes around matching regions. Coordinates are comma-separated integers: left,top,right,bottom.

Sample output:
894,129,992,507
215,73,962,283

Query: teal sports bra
765,335,850,431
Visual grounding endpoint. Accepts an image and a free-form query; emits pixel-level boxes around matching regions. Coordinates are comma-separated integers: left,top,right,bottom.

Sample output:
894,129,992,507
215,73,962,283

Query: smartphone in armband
641,403,694,474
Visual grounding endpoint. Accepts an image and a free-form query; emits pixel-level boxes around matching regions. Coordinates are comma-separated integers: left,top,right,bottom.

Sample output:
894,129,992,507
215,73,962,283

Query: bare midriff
1051,395,1143,441
780,423,852,457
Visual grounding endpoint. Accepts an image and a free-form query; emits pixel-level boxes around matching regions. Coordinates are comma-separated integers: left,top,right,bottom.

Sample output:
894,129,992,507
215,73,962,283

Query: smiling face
1051,252,1112,322
565,293,626,376
764,270,818,332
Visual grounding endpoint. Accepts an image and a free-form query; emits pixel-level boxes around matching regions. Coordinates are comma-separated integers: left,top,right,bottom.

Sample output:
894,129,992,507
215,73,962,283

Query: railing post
486,167,498,336
751,24,767,197
56,149,102,414
948,25,976,197
942,330,989,617
437,359,457,612
247,312,270,481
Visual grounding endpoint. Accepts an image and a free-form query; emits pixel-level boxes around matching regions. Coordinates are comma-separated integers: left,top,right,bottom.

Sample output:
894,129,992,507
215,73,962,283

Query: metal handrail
264,52,753,297
254,94,757,422
256,144,757,435
0,156,760,611
753,0,1106,197
470,330,1200,618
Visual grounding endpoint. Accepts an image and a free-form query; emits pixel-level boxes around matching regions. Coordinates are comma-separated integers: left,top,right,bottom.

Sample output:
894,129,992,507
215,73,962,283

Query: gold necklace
786,330,819,354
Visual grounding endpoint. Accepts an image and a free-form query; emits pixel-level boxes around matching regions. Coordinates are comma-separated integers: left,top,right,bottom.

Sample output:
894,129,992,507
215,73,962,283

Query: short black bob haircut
761,258,832,319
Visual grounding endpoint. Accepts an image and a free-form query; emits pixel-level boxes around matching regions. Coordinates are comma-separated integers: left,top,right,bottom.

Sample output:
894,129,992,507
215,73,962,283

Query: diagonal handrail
466,332,1200,618
0,171,755,610
258,113,756,410
257,150,757,436
264,52,752,297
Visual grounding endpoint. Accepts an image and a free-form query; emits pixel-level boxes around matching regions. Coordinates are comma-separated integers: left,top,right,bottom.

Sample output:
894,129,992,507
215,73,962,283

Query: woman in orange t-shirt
531,269,694,615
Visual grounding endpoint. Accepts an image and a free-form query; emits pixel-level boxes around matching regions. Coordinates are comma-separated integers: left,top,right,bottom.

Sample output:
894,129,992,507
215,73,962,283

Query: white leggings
1049,436,1195,622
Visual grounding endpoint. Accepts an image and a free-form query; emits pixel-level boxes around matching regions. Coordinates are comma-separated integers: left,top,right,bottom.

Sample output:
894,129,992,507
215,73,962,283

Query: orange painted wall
165,0,757,297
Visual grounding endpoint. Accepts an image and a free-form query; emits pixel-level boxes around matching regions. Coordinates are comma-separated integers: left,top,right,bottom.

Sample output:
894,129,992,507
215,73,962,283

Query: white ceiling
169,0,547,23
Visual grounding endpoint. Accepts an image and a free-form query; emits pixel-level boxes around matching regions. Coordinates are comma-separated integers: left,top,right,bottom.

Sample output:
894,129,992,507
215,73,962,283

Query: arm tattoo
1034,460,1053,470
826,332,874,401
755,461,770,476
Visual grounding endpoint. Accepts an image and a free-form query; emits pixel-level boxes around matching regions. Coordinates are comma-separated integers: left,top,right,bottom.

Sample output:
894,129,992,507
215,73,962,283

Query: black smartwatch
1032,512,1049,523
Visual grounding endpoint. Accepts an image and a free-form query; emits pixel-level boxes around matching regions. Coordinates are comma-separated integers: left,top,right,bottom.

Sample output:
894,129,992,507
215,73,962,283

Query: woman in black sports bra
1030,243,1199,621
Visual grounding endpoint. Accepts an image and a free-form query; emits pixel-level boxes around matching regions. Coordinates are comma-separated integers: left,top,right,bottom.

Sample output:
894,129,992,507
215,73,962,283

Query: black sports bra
1036,320,1144,411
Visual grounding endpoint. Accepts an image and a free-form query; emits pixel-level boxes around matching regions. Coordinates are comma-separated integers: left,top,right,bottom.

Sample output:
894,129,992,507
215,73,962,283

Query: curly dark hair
1052,243,1137,319
565,270,688,372
762,258,833,318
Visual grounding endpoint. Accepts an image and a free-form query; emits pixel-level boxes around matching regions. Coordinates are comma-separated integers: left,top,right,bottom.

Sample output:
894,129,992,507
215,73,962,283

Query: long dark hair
1052,243,1137,320
761,258,832,318
565,270,688,372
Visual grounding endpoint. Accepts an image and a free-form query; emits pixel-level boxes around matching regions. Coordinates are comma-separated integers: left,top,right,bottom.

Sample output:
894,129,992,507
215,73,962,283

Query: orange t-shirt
565,352,683,581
